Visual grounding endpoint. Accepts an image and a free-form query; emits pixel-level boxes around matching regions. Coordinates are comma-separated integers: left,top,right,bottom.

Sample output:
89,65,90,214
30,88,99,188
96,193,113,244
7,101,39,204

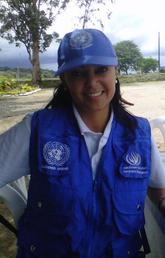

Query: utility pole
16,67,20,81
158,31,160,72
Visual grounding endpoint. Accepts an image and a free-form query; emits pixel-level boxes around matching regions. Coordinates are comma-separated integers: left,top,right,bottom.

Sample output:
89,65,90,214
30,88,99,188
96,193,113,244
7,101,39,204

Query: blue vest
17,107,151,258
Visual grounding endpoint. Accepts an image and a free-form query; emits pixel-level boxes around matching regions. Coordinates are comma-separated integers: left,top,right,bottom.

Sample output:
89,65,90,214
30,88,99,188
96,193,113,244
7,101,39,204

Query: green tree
114,40,142,74
141,57,158,73
0,0,69,85
0,0,114,85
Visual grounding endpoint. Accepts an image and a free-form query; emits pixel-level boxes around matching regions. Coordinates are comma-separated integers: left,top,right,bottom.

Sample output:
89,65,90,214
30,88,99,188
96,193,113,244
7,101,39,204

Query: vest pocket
27,178,75,215
113,140,149,235
112,140,150,235
17,205,74,257
112,190,145,235
111,233,143,258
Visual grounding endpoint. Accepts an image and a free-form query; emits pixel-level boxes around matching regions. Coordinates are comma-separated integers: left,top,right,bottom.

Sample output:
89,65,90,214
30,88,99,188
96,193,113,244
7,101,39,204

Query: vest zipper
87,179,98,258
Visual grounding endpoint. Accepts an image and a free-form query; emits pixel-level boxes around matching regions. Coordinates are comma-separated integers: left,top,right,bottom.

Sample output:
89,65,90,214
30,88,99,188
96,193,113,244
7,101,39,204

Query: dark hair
111,78,137,130
45,78,137,131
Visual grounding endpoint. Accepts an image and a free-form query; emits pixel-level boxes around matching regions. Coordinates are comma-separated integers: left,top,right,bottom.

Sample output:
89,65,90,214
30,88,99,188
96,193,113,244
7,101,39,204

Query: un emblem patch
70,30,93,49
125,152,141,166
43,141,70,166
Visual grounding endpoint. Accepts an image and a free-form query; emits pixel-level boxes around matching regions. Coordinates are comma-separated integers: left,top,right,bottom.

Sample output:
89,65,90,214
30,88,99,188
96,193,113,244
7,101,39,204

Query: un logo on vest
125,152,141,166
43,141,70,166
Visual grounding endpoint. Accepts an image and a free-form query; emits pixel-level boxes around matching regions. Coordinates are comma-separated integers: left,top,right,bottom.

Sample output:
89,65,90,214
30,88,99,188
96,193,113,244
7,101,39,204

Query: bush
0,78,17,91
18,83,36,92
0,78,37,95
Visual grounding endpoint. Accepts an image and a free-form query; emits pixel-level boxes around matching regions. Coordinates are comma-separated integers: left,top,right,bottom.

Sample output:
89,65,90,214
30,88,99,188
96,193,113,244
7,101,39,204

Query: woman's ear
60,74,68,85
115,67,119,77
114,67,118,84
60,75,68,90
60,75,65,82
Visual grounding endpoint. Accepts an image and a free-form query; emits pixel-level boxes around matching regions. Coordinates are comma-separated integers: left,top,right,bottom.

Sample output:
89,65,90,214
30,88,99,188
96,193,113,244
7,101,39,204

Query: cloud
0,38,59,70
106,0,165,65
0,0,165,68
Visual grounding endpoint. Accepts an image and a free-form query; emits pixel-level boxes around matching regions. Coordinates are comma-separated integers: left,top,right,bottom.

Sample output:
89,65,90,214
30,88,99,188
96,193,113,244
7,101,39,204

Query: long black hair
45,78,137,131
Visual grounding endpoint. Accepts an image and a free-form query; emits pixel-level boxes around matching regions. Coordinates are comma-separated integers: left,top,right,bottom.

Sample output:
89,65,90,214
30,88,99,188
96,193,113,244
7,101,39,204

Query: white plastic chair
10,176,29,201
147,116,165,257
0,183,27,227
145,197,165,258
150,117,165,143
150,116,165,164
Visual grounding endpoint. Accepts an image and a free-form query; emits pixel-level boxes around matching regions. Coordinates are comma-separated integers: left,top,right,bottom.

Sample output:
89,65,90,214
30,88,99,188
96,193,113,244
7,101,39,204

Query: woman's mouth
87,91,104,97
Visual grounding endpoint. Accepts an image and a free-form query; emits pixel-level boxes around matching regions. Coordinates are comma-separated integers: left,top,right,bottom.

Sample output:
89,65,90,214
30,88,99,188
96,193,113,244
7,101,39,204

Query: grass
119,72,165,84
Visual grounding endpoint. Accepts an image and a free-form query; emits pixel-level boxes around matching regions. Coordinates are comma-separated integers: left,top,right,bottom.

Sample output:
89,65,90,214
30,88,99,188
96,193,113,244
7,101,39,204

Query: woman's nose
85,73,98,88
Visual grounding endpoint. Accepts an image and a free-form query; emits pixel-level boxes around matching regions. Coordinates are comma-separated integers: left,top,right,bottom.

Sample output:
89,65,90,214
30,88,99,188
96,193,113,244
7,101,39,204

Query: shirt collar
73,105,114,138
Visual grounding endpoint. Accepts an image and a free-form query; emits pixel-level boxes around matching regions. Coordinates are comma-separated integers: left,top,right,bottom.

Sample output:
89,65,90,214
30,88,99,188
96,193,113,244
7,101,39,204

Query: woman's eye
97,66,108,74
70,70,84,78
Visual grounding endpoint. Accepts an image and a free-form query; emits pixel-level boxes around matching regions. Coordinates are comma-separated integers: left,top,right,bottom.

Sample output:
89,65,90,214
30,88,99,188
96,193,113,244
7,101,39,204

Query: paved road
122,80,165,120
0,89,54,133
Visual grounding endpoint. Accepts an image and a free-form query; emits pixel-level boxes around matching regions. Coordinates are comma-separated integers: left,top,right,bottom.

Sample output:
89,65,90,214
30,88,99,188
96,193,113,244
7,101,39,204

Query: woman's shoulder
133,115,150,130
32,107,72,120
114,111,151,137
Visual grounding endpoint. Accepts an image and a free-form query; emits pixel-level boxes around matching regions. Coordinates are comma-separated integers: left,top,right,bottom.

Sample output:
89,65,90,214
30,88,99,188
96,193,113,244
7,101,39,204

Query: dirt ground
122,81,165,151
122,81,165,120
0,81,165,149
0,88,54,133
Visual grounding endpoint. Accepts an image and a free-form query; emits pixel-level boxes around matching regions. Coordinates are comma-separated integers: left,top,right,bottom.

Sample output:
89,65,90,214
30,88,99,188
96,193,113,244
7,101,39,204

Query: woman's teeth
88,91,103,97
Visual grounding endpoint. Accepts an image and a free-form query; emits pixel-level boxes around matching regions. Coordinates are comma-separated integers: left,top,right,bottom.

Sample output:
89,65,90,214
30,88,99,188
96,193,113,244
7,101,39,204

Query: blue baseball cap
56,28,118,76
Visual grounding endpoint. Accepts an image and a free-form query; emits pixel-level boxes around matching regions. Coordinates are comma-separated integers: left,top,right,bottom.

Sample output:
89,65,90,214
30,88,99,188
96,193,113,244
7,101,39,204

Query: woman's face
63,65,116,116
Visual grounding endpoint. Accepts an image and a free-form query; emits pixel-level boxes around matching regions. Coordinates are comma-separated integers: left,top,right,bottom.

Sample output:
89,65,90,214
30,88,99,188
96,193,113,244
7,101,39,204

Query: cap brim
55,55,118,76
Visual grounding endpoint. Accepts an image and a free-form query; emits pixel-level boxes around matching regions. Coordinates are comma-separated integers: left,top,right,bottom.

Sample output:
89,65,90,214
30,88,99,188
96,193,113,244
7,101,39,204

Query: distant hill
0,67,55,79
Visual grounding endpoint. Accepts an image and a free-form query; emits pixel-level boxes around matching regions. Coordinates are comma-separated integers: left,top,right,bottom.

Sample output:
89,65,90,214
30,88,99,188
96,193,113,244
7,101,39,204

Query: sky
0,0,165,70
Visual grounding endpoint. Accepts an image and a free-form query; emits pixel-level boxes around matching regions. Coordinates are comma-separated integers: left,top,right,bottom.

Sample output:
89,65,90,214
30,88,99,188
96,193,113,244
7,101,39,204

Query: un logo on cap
70,30,93,49
43,141,70,166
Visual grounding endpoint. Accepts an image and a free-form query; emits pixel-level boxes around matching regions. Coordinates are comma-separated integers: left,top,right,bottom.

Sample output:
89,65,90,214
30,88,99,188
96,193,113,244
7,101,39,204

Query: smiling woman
63,65,116,132
1,28,165,258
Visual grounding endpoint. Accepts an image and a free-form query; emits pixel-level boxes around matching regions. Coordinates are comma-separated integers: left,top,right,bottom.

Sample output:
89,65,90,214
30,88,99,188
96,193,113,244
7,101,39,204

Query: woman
0,28,165,258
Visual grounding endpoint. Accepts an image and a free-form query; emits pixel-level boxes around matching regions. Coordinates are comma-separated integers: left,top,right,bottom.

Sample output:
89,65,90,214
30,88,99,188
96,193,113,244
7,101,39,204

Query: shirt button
37,201,42,208
30,244,36,252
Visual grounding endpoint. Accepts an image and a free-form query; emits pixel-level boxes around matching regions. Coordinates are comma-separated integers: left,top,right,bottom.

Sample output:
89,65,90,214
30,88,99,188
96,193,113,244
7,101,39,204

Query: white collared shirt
73,106,113,179
0,109,165,187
